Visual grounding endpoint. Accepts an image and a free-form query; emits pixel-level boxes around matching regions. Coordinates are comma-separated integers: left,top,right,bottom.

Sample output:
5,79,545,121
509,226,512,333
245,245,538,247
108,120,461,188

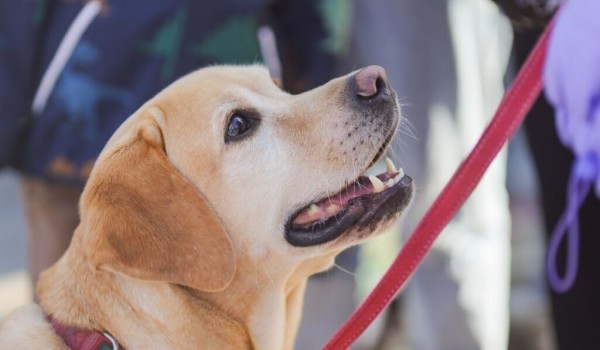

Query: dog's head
79,65,413,292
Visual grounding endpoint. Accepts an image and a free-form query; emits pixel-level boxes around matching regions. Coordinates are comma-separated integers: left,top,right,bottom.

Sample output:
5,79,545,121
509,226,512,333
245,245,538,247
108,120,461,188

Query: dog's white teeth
326,203,342,215
308,204,321,215
385,157,397,173
386,179,395,187
392,168,405,182
369,175,385,193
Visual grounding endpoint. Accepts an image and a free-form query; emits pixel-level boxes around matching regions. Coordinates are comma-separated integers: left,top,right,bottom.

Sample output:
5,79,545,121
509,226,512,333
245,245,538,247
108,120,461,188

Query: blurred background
0,170,30,315
0,0,578,349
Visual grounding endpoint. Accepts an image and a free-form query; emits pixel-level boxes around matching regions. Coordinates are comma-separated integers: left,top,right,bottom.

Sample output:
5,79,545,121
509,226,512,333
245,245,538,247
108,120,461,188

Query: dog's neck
188,248,339,349
38,227,337,349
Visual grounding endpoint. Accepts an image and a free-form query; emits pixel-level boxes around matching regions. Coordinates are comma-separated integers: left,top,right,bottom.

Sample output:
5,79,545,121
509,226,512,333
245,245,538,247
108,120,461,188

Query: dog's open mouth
285,158,413,247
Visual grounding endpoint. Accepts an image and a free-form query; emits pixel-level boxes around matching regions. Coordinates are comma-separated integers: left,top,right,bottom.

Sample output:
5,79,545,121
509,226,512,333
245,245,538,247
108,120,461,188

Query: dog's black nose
354,65,390,99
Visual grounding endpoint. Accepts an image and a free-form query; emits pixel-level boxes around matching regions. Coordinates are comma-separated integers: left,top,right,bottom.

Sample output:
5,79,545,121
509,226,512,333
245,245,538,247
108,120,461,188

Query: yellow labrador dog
0,65,412,349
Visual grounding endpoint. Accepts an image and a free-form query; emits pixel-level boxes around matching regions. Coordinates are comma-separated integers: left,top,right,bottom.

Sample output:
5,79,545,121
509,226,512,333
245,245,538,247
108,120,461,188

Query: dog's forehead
151,65,286,126
193,65,274,89
185,65,289,111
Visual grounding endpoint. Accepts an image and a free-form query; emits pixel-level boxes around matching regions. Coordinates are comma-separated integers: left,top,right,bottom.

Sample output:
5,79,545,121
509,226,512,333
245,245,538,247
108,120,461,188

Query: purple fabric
544,0,600,292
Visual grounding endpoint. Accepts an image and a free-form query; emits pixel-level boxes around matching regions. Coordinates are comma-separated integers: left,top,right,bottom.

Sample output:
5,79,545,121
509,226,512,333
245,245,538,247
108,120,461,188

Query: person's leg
20,176,81,292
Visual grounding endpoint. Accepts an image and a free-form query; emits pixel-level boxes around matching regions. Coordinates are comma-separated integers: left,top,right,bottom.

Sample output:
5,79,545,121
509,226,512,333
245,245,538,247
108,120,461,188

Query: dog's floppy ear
80,109,235,292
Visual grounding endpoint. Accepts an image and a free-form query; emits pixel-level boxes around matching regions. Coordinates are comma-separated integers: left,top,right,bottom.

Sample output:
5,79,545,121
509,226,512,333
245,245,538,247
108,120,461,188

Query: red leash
324,22,554,350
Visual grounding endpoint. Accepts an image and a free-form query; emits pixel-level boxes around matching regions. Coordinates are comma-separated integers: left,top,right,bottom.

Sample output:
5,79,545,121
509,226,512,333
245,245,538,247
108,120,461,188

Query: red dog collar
49,316,123,350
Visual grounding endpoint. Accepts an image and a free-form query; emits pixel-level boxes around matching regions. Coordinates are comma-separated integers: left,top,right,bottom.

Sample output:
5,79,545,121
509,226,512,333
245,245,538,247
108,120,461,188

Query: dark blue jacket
0,0,338,185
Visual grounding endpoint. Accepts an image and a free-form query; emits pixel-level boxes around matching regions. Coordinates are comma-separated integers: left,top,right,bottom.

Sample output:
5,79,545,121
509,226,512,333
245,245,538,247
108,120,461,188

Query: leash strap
324,21,554,350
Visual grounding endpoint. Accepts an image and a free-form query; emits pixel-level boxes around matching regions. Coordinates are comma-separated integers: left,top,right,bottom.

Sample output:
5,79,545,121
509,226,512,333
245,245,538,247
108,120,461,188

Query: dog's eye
226,114,254,141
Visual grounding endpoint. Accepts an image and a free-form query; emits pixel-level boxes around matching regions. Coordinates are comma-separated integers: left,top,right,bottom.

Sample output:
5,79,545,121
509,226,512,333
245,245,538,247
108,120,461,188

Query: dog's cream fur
0,65,410,349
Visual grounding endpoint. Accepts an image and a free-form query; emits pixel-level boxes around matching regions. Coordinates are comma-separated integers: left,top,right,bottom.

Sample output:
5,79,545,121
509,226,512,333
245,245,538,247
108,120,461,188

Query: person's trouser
20,176,81,293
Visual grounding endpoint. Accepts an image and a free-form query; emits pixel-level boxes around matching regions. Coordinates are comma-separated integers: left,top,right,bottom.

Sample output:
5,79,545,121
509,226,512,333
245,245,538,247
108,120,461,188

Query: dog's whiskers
333,263,356,277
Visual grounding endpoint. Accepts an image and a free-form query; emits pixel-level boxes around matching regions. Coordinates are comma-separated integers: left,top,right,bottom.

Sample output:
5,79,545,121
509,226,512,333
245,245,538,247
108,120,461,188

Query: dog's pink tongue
292,185,373,226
